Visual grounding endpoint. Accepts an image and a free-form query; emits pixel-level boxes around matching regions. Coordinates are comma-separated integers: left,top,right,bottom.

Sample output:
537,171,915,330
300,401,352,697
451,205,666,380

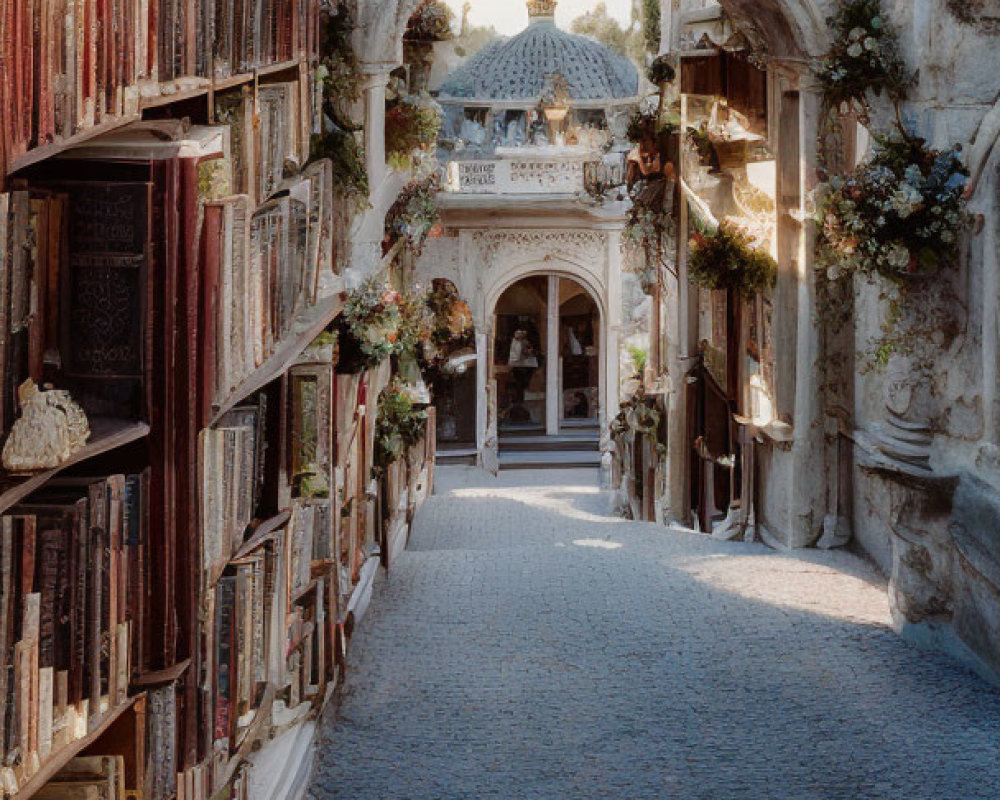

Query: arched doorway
492,274,601,436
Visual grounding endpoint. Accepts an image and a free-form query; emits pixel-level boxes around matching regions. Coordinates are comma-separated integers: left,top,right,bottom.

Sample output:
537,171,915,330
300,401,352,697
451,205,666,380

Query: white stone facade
658,0,1000,681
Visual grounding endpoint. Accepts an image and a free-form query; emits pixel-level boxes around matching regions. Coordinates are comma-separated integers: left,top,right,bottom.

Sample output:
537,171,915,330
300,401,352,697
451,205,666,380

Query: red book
199,203,222,427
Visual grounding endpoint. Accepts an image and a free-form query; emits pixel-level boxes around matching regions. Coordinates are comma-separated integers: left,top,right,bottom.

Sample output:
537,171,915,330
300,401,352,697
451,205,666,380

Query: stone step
499,434,599,452
498,450,602,470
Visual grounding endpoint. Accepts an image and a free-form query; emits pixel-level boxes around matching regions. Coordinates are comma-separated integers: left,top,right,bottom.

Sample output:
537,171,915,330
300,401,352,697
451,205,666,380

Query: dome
438,10,639,107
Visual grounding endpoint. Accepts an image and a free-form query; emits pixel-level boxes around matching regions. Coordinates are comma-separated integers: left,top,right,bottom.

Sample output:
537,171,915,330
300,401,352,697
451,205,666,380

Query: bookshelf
9,695,145,800
0,420,150,515
0,2,441,799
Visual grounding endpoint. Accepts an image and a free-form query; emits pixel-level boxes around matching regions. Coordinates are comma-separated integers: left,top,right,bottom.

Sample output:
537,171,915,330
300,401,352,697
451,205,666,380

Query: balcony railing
443,145,626,196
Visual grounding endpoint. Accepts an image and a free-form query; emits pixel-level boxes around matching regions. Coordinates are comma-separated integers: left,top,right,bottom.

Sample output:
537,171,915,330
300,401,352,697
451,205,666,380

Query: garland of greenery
374,379,428,475
642,0,660,54
385,174,442,257
688,224,777,297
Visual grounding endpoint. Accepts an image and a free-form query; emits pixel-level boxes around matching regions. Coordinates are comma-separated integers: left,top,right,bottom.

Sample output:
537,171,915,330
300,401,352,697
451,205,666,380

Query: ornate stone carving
2,380,91,472
472,229,608,274
509,159,584,190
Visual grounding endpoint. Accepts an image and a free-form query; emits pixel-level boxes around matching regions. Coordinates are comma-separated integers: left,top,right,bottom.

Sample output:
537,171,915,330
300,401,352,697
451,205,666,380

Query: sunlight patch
572,538,622,550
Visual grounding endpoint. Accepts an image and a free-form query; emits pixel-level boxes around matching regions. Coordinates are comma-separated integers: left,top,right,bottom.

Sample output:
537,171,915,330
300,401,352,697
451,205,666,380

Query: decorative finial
527,0,557,19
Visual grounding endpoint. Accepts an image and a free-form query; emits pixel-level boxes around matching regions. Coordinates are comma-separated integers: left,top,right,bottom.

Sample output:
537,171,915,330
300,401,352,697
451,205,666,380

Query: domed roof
439,12,638,106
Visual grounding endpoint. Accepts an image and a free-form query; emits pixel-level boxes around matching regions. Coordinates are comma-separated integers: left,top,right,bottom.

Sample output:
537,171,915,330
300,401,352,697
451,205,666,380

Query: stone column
605,230,622,428
546,275,561,436
476,330,489,452
787,86,826,548
361,68,389,190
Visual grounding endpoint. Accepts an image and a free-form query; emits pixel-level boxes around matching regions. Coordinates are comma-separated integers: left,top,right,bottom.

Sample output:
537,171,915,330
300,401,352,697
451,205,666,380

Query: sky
442,0,632,37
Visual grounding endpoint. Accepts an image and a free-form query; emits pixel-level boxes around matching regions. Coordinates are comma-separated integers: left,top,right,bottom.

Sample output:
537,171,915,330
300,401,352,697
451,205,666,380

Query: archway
492,273,602,436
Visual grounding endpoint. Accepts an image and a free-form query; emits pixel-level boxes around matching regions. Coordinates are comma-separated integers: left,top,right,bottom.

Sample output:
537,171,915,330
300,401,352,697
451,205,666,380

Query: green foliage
627,345,648,377
385,174,442,256
318,2,362,113
815,0,911,117
310,127,370,212
374,379,429,474
385,93,443,168
642,0,661,54
570,2,633,57
646,54,675,86
405,0,455,41
688,224,777,297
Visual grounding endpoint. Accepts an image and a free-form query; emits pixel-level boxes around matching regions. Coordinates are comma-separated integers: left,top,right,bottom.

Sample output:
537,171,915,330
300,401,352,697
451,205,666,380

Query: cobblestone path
309,468,1000,800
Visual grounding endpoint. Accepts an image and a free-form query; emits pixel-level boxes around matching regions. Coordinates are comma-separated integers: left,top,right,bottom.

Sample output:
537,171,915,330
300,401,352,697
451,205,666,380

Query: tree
453,1,499,57
570,3,632,57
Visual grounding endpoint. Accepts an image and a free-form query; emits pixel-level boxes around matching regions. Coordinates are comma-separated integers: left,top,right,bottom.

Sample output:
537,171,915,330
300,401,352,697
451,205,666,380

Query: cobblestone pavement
309,468,1000,800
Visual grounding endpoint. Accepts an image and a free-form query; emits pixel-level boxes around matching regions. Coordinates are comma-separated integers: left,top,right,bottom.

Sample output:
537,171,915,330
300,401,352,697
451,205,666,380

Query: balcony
443,145,626,196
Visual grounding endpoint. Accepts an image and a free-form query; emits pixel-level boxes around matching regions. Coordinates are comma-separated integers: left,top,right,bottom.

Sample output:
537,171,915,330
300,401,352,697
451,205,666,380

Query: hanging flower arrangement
385,173,442,256
815,0,911,119
385,93,443,170
336,277,406,373
373,379,429,475
397,288,436,354
405,0,455,42
426,281,473,349
818,132,968,282
311,4,369,211
688,223,777,297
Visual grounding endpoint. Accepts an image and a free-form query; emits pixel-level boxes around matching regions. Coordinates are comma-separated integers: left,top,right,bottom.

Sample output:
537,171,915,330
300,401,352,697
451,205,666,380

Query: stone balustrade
444,146,626,196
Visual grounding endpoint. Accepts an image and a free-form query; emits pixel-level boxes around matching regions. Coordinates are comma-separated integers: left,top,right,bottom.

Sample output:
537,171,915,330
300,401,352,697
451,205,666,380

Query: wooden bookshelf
0,418,150,515
210,290,345,426
10,695,144,800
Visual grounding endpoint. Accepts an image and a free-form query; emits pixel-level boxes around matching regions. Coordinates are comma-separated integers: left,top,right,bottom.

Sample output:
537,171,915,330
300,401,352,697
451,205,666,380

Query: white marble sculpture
2,380,91,472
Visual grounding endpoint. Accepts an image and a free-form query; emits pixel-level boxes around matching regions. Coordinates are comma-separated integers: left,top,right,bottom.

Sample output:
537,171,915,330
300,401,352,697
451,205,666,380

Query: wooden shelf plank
7,115,142,175
11,695,142,800
210,290,344,426
231,511,292,561
256,58,303,78
0,418,151,515
131,658,192,689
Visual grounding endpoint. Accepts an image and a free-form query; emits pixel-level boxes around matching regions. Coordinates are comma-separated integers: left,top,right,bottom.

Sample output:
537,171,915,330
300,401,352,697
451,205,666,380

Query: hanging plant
419,280,474,368
336,277,406,373
623,178,673,294
815,0,911,121
385,174,442,256
373,379,429,475
397,287,436,355
385,93,443,170
311,3,369,211
817,132,968,282
310,126,369,213
646,55,676,87
405,0,455,42
688,223,777,297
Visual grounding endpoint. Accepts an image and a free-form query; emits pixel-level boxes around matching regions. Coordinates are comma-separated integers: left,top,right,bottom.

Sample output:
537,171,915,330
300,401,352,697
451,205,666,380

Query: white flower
847,43,864,58
887,244,910,270
864,37,878,51
871,16,884,30
850,27,866,41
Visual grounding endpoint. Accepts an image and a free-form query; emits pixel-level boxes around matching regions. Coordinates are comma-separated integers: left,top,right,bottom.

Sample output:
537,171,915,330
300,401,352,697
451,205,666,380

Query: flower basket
335,278,405,374
374,379,429,475
817,132,968,282
711,138,748,170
